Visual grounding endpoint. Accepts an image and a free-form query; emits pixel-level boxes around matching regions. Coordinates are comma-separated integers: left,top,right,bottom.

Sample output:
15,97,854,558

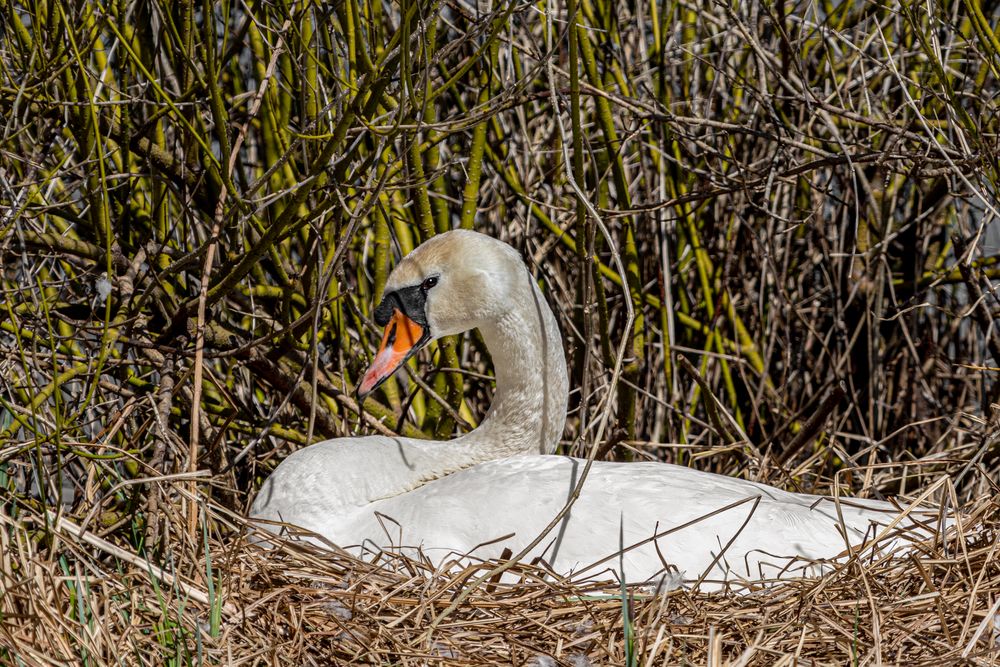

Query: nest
2,485,998,666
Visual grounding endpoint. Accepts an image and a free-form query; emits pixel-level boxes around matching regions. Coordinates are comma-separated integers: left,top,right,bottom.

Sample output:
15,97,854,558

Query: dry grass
2,0,1000,663
2,490,998,665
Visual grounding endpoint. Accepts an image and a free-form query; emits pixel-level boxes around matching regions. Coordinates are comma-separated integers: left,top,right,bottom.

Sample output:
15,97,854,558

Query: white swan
251,229,936,589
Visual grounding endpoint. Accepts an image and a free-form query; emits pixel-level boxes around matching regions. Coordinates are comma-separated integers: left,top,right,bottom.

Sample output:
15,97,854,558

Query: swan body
272,453,916,586
251,230,933,588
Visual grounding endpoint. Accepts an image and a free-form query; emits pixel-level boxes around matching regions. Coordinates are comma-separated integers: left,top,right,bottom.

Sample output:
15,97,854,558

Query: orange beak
358,309,426,397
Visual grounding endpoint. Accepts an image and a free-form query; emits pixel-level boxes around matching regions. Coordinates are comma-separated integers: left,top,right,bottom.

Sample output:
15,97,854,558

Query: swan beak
358,309,426,397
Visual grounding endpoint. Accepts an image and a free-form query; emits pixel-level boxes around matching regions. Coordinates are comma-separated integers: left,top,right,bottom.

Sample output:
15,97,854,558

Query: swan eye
421,276,439,291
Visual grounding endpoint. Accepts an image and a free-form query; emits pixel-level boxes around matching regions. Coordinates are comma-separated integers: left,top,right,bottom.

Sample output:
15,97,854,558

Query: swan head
358,230,529,397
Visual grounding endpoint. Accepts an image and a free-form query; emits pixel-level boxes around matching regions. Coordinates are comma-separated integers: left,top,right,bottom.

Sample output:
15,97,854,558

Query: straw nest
3,479,998,666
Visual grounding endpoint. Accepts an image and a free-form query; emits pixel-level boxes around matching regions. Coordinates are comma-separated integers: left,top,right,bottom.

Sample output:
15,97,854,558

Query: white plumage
251,230,937,589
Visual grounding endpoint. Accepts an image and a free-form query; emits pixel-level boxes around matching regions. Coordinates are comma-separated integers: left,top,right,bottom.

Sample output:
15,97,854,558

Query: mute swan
251,230,935,588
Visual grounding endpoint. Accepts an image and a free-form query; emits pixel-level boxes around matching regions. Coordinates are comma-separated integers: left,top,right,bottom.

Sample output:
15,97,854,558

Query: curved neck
456,278,568,458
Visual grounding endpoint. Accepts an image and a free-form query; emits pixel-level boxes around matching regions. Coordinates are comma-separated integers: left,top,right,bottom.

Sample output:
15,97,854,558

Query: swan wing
335,456,930,586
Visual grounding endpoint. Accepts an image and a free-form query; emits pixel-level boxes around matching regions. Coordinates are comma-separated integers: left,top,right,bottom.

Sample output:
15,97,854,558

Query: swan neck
460,279,568,456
